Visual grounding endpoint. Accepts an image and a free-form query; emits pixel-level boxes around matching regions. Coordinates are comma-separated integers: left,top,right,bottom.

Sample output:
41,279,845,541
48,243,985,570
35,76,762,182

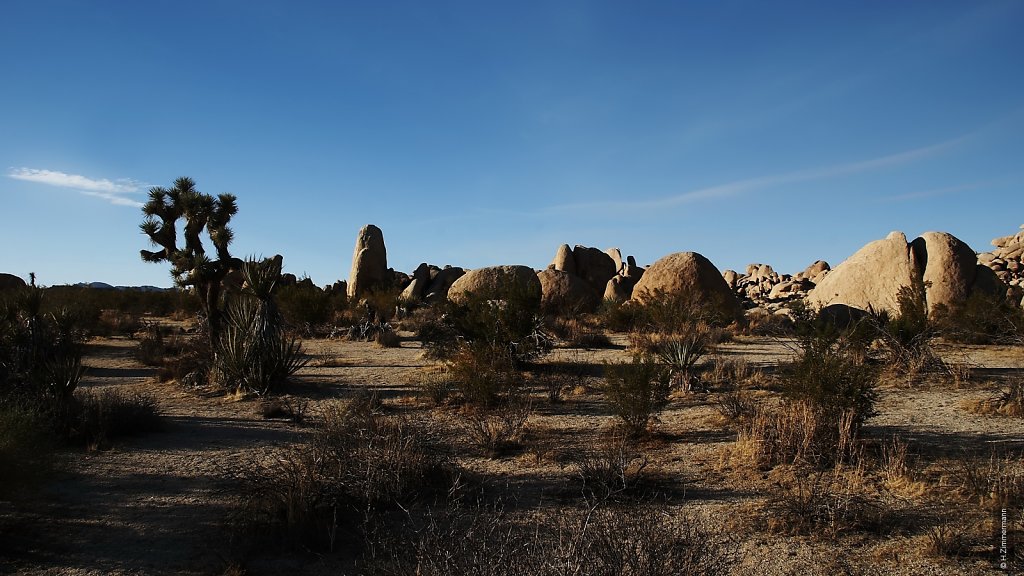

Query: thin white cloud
543,133,969,214
877,181,994,203
8,167,146,207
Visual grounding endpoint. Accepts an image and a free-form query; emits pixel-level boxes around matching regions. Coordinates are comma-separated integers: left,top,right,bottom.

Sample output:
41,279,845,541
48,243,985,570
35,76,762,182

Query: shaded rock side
538,269,601,313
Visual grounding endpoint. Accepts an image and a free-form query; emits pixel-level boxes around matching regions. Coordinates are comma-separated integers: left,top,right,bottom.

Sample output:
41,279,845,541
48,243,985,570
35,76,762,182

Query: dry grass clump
233,397,461,553
735,401,860,469
547,316,614,349
708,358,761,424
763,463,887,538
259,396,309,423
74,388,163,449
374,328,402,348
573,432,649,503
876,435,928,498
963,380,1024,418
460,400,532,457
370,504,730,576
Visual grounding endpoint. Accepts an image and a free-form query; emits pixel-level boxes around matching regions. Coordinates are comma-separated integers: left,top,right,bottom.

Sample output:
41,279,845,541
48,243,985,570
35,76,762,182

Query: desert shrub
924,523,971,558
714,379,757,424
215,258,307,396
633,289,736,333
374,328,402,348
781,328,878,432
445,344,520,406
738,308,795,336
73,388,162,448
574,432,649,502
765,464,884,538
596,297,644,332
953,450,1024,510
932,290,1024,345
359,286,404,323
419,286,552,367
461,400,532,457
547,316,614,349
874,279,943,377
372,504,730,576
260,396,309,423
234,400,461,553
419,371,455,406
0,400,57,496
156,332,212,387
602,355,671,435
133,321,187,367
276,281,340,335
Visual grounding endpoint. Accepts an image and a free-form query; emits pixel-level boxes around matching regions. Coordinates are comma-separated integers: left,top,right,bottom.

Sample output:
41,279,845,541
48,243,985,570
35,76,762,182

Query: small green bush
782,326,878,431
602,355,672,435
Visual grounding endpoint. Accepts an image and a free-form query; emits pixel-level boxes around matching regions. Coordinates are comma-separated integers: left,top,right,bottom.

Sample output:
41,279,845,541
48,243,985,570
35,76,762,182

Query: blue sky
2,0,1023,287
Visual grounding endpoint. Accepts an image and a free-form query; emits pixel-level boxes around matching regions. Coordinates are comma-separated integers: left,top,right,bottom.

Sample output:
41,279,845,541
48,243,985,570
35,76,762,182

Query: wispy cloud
8,167,147,207
543,133,969,214
877,181,996,204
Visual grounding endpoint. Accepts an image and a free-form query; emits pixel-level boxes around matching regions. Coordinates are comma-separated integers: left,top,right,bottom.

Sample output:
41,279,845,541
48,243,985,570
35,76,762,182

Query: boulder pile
723,261,829,312
978,224,1024,302
546,244,645,311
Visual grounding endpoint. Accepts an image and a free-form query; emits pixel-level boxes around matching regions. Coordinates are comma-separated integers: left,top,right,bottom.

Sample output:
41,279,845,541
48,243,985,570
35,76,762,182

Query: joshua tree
139,177,241,347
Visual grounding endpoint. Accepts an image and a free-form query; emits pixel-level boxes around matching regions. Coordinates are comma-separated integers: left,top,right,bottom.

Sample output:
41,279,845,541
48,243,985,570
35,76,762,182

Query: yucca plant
653,323,713,392
216,257,307,395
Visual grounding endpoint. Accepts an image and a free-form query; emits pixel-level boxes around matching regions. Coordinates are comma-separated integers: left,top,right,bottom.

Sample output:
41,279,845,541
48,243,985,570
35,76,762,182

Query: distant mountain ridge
71,282,173,292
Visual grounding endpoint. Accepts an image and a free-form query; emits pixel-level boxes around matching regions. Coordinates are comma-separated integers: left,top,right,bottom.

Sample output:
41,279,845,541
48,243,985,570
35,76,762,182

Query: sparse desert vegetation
2,251,1023,574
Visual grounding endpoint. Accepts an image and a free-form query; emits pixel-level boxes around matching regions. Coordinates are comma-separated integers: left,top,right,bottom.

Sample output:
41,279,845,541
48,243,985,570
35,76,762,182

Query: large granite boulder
630,252,742,321
448,265,542,306
538,269,600,313
0,273,26,292
400,263,432,302
347,224,389,299
910,232,977,313
550,244,576,275
572,246,618,295
809,230,990,316
807,232,921,316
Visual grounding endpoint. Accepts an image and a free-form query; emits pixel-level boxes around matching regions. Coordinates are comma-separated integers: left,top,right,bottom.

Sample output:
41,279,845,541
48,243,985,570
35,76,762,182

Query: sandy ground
1,333,1021,575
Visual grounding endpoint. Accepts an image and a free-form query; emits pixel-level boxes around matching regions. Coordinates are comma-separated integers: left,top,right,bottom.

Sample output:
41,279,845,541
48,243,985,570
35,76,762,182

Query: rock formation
448,265,542,306
0,273,26,292
976,223,1024,307
538,269,601,313
631,252,742,321
347,224,389,300
808,230,999,315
